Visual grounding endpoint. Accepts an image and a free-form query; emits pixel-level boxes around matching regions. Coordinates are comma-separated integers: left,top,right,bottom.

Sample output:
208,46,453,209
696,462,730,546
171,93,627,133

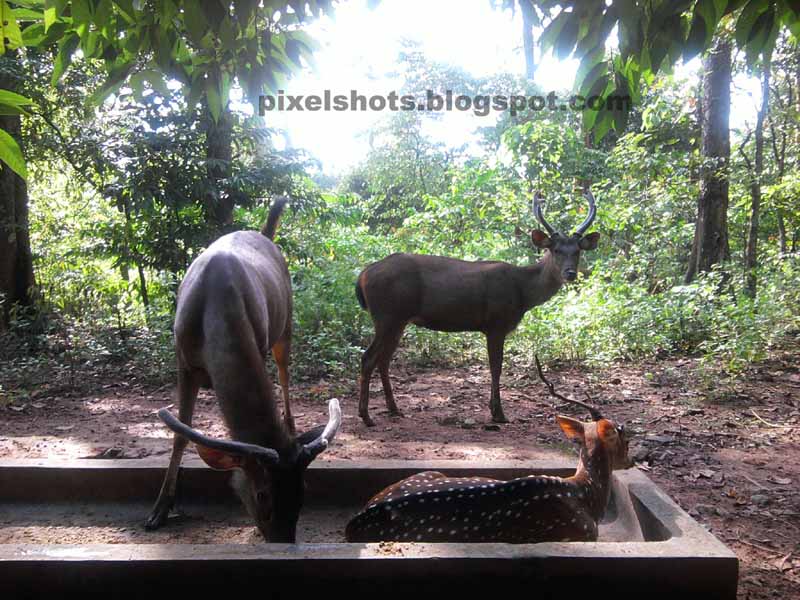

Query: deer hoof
388,409,405,419
144,510,168,530
144,501,175,530
491,413,509,424
361,414,377,427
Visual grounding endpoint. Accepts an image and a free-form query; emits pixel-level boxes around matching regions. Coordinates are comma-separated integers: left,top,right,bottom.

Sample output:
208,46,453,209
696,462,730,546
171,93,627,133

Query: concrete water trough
0,459,737,598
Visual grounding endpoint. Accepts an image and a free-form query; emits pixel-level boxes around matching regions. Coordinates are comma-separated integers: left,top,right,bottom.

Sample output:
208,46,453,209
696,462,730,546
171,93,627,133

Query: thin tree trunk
137,264,149,308
776,209,787,255
744,64,770,299
0,60,36,330
685,36,732,284
205,101,234,233
519,0,537,79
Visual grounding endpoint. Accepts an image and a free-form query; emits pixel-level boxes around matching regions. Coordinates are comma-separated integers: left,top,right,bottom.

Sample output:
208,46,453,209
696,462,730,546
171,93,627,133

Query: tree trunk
744,63,770,299
685,36,732,284
519,0,537,79
776,210,787,255
205,102,234,233
0,67,36,330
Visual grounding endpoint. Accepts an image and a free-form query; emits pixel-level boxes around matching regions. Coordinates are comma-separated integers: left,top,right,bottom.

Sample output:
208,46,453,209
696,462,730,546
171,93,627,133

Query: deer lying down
345,362,631,544
144,197,342,542
355,191,600,426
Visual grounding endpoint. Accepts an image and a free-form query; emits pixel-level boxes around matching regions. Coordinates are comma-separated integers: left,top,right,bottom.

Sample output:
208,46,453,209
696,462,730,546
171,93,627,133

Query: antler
300,398,342,460
158,408,281,463
574,190,597,236
534,355,603,421
158,398,342,464
532,192,556,236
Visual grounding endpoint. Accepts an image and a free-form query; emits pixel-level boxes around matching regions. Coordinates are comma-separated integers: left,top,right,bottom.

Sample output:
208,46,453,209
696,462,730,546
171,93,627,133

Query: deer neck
223,386,295,452
521,253,563,309
569,437,613,521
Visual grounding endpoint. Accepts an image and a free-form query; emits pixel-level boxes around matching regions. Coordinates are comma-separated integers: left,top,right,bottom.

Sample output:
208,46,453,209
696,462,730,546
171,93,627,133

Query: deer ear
579,232,600,250
531,230,553,249
556,415,585,442
195,444,245,471
596,419,620,443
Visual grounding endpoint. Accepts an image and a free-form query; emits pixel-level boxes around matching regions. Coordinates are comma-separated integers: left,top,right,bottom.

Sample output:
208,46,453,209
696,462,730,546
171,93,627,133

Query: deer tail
261,196,289,240
355,276,368,310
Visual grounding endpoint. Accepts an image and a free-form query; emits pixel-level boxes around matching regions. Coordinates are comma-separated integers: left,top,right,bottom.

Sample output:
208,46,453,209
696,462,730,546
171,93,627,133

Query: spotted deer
144,197,342,542
345,358,631,543
355,191,599,426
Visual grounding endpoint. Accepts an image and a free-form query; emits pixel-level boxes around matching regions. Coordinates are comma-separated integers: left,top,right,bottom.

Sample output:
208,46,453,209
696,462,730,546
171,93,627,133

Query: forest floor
1,352,799,599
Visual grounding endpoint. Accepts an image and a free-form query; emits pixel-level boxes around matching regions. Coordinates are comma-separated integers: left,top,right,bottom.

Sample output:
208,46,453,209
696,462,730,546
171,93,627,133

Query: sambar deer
144,197,342,542
345,357,632,543
355,191,599,426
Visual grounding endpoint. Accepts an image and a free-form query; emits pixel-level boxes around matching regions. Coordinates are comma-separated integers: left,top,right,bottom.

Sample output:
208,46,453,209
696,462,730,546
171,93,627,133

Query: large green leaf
0,89,34,115
88,60,135,105
183,1,208,45
554,11,579,59
0,126,26,179
50,31,79,84
205,71,222,122
736,0,771,48
0,0,23,54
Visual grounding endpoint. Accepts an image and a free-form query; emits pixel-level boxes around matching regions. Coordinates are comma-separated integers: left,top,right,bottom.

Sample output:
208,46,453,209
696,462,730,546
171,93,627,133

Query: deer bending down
345,360,631,544
144,197,342,542
355,191,599,426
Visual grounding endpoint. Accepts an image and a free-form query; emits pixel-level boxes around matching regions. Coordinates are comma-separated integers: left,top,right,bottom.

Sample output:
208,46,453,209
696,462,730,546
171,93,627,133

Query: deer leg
359,335,381,427
145,367,199,530
378,325,406,418
486,333,508,423
272,336,295,435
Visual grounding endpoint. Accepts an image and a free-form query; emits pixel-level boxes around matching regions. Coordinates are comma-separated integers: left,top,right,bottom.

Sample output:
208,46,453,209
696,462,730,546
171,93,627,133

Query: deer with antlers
345,358,632,544
355,191,599,426
144,198,342,542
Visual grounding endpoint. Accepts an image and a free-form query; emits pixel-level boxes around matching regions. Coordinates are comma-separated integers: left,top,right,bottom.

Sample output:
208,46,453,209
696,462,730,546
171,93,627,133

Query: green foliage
535,0,799,139
10,0,332,111
6,34,800,397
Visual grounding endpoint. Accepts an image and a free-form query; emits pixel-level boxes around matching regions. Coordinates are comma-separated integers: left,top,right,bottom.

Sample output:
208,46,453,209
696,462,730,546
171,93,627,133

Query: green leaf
0,89,33,115
218,15,236,51
88,60,135,105
183,0,208,45
744,5,777,65
71,0,92,24
112,0,135,24
736,0,770,49
94,0,113,33
11,8,43,20
554,12,579,60
0,126,27,179
234,0,258,25
143,69,170,96
593,110,614,143
540,9,571,54
575,52,606,97
21,21,44,44
205,72,222,122
285,37,304,68
50,32,79,85
200,0,226,30
0,0,24,54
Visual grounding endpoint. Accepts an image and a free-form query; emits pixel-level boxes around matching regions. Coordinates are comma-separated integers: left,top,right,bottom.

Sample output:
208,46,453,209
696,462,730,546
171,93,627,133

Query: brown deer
144,197,342,542
355,191,599,426
345,358,631,543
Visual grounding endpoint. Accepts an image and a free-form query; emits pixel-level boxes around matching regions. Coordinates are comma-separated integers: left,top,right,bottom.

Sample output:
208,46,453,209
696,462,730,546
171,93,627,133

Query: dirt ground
1,353,799,599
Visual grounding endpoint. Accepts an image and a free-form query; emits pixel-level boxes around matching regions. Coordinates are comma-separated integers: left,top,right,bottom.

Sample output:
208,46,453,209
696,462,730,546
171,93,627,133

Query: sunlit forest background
2,0,799,401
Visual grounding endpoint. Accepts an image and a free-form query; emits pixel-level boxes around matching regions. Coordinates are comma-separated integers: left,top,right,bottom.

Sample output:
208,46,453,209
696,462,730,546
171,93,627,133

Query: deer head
535,355,633,473
531,190,600,282
157,398,341,542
